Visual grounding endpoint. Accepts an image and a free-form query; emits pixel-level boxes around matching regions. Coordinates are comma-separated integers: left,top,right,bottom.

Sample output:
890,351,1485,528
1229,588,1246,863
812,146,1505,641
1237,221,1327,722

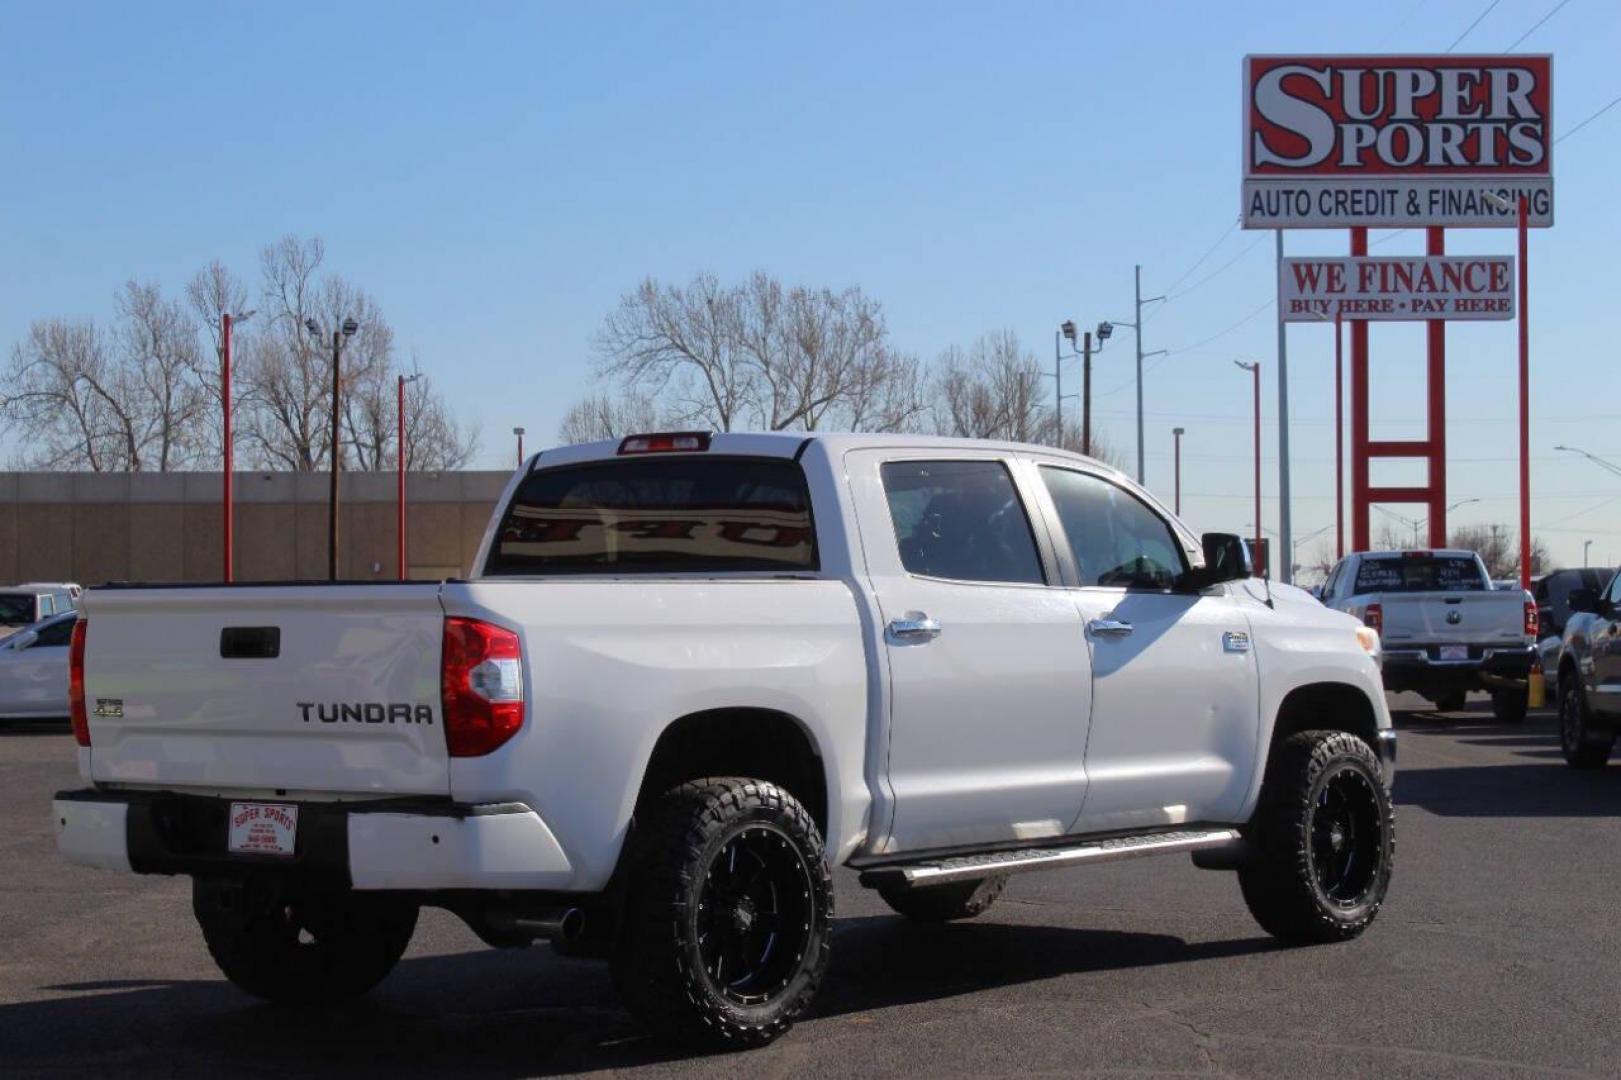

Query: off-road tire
192,879,418,1004
879,874,1008,922
1492,688,1529,724
1559,676,1615,769
610,778,834,1049
1238,730,1394,945
1433,692,1467,713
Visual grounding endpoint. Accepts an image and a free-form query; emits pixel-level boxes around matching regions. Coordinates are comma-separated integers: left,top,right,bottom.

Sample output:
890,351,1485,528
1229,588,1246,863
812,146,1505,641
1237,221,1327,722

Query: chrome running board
861,828,1243,889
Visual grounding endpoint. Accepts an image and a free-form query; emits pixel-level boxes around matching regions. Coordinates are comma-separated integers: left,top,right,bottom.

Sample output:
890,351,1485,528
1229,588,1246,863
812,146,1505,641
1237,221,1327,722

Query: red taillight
1363,603,1383,634
1524,598,1539,638
69,618,89,747
617,431,711,455
441,617,524,757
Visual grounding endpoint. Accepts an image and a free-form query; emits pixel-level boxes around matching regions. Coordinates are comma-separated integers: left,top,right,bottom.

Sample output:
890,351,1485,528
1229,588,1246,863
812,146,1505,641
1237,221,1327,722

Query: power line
1155,219,1239,298
1504,0,1572,50
1164,235,1269,302
1556,91,1621,145
1446,0,1503,51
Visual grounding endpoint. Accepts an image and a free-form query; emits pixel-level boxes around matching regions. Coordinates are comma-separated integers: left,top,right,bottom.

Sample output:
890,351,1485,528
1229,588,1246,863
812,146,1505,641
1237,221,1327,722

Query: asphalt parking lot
4,695,1621,1078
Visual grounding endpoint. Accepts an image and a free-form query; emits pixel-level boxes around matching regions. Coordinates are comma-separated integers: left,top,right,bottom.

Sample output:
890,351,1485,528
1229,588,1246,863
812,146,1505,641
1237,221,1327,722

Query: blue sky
3,1,1619,570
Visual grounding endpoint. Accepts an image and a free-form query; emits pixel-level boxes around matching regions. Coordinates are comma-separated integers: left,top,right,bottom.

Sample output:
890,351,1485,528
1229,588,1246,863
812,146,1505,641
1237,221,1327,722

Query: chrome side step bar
861,828,1243,889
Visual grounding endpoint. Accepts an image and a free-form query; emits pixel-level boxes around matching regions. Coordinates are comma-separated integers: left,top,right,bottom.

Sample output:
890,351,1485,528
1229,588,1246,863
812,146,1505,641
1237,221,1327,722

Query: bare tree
1,318,118,470
1451,523,1550,579
932,332,1049,442
595,274,751,431
342,355,480,471
185,260,253,464
112,280,207,470
558,390,665,444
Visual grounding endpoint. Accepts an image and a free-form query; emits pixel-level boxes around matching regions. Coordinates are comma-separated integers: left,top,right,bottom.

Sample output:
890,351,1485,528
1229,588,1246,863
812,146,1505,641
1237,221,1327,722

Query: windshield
1354,555,1487,593
0,595,35,624
486,456,817,576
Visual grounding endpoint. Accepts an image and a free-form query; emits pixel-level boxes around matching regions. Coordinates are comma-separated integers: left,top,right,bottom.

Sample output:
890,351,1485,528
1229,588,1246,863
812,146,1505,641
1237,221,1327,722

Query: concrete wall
0,471,513,584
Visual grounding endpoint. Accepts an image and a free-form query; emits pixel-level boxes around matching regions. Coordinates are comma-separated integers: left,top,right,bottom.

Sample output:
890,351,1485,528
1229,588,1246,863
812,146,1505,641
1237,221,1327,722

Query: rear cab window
485,456,816,575
1353,554,1488,593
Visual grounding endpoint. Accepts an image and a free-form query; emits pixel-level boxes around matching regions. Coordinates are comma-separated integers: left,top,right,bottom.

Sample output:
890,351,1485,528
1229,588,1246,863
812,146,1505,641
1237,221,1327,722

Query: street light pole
514,426,526,467
397,373,422,581
1585,540,1593,568
222,313,234,584
219,309,253,583
1236,360,1261,574
1172,427,1185,515
1129,265,1167,485
311,317,359,581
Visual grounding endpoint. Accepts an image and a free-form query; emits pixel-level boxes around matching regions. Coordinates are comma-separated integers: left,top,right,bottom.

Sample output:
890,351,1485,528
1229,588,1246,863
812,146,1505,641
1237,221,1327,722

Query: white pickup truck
56,431,1396,1048
1320,548,1538,721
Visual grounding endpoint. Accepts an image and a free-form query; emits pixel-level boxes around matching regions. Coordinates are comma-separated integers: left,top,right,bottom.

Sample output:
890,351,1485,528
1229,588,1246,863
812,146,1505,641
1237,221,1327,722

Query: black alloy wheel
1308,766,1382,906
695,824,817,1006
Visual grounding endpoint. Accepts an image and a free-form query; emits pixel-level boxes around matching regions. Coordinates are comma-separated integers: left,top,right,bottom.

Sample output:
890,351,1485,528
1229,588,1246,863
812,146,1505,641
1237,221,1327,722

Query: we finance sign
1243,55,1553,229
1279,256,1515,321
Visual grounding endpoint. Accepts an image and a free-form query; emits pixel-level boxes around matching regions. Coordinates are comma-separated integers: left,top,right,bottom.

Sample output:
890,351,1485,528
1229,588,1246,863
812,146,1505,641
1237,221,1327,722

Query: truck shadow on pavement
1392,709,1621,817
2,921,1276,1075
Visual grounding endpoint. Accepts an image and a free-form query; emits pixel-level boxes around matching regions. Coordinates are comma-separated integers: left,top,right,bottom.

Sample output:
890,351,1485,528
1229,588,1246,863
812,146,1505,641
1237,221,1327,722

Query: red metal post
1334,309,1344,559
222,313,233,583
1350,227,1370,551
1426,227,1448,548
397,374,407,581
1518,196,1531,588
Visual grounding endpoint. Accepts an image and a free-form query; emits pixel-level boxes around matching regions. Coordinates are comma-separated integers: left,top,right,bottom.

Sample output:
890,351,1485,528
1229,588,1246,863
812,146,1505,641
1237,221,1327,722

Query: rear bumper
1380,645,1537,697
53,789,573,891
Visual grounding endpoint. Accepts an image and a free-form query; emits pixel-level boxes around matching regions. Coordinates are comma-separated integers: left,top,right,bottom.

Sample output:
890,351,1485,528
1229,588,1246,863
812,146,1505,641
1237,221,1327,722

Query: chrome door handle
888,615,942,641
1087,618,1134,637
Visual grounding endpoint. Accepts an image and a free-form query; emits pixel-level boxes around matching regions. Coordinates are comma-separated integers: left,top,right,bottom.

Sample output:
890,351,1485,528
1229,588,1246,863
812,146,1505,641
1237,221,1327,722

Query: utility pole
1172,427,1185,515
1053,330,1063,446
1082,331,1093,457
397,372,421,581
1275,231,1293,584
1119,266,1166,485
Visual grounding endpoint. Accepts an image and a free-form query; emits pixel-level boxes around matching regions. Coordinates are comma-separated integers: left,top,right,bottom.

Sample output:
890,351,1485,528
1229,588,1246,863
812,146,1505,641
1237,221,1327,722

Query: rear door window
880,460,1044,585
486,457,816,575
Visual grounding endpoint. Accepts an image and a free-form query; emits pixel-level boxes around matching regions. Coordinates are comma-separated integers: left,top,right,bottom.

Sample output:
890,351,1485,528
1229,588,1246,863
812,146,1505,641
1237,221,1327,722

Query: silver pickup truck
1321,549,1538,721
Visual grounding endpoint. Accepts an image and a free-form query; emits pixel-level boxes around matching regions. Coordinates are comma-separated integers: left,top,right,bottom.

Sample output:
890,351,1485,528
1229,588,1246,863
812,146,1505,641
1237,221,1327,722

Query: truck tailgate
1379,592,1528,647
82,585,449,796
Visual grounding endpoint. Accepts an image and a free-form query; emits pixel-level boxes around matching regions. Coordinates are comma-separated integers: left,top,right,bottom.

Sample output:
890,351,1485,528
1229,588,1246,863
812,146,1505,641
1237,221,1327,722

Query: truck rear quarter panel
440,578,868,891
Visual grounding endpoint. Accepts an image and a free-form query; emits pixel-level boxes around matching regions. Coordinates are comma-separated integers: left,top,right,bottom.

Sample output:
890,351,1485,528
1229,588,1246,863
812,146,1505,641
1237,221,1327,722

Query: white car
56,431,1395,1048
0,611,76,719
0,585,76,639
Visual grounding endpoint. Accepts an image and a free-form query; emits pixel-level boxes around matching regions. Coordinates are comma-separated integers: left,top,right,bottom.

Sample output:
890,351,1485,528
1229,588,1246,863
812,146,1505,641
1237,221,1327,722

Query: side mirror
1195,532,1252,587
1568,588,1599,615
9,630,38,650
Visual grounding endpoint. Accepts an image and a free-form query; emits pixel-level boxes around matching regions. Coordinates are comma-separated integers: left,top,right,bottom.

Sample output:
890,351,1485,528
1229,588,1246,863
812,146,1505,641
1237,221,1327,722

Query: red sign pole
1518,195,1531,589
1349,228,1370,551
1426,226,1448,548
1334,309,1344,559
221,313,234,583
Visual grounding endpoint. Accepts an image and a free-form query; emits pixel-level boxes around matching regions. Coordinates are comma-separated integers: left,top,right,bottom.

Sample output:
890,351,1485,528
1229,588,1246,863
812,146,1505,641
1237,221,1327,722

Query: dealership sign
1279,255,1515,321
1243,55,1553,228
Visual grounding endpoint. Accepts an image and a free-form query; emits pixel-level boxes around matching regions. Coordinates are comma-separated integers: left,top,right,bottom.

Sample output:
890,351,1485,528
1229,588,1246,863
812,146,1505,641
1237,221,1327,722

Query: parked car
55,432,1396,1048
1532,568,1616,690
1552,574,1621,768
0,585,77,640
0,610,77,720
19,581,83,605
1320,548,1539,720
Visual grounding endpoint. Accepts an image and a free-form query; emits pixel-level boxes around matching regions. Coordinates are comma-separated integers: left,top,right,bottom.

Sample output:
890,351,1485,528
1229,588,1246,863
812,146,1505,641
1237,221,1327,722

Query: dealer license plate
1439,645,1469,661
228,802,299,857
